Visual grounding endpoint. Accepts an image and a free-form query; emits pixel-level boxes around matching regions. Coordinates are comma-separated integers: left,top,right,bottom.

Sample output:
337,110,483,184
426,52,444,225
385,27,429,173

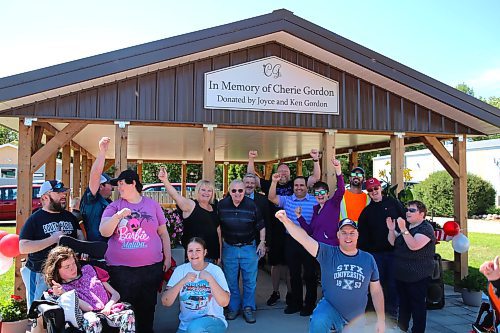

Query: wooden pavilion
0,9,499,296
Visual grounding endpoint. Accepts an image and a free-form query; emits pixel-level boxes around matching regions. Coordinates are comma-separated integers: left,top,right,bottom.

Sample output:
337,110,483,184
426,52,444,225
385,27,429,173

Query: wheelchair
471,282,499,333
28,236,124,333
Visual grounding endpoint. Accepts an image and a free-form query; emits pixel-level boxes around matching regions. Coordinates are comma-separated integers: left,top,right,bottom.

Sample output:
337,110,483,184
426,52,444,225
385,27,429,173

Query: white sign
204,56,339,115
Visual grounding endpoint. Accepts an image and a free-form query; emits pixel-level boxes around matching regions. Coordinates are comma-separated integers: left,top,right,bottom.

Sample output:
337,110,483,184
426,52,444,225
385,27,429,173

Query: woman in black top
387,200,436,333
158,167,221,263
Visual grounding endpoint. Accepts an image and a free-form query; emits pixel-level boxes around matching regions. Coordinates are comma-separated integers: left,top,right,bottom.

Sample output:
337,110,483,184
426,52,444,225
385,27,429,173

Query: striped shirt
278,193,317,228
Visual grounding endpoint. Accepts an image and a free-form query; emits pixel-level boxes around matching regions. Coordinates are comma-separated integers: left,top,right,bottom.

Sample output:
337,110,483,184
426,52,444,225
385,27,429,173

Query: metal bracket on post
24,118,37,127
114,121,130,129
455,134,464,142
137,160,143,164
325,129,337,136
182,160,188,165
203,124,218,131
394,132,405,139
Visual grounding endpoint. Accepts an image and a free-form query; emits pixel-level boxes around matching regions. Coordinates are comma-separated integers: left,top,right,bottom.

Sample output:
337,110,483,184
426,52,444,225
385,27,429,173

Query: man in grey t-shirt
275,211,385,333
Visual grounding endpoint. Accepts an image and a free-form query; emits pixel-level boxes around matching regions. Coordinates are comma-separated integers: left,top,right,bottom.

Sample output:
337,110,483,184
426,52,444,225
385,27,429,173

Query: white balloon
452,233,470,254
0,252,14,274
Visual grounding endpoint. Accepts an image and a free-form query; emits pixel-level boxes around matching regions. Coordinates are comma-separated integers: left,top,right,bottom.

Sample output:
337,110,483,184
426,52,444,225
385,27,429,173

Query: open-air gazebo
1,9,499,296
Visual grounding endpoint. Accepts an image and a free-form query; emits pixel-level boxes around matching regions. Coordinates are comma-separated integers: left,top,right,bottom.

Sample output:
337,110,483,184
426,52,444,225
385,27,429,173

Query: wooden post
114,125,128,175
264,162,274,180
390,134,405,195
72,150,81,198
202,125,216,183
453,135,468,282
45,134,57,180
322,130,336,190
181,161,188,197
223,162,229,194
62,144,71,186
296,158,303,176
137,160,143,183
15,119,34,297
349,151,359,171
81,153,88,196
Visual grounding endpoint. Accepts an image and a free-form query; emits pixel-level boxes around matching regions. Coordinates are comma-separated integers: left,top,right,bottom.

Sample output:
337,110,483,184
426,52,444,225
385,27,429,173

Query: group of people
15,136,471,333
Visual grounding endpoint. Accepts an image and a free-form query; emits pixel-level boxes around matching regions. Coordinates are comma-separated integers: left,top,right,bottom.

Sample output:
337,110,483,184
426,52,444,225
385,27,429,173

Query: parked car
0,184,43,220
142,183,197,193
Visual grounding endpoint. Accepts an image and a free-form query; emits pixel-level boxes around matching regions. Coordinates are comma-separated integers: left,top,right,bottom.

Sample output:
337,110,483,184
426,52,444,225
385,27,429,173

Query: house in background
373,138,500,206
0,143,68,186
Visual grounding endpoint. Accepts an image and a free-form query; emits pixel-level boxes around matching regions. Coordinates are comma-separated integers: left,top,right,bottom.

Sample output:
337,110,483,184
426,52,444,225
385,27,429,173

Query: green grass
436,232,500,290
1,225,16,301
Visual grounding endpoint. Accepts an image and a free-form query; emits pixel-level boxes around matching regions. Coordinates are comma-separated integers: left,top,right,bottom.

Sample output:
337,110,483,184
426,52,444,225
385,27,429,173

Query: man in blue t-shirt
275,210,385,333
80,137,113,241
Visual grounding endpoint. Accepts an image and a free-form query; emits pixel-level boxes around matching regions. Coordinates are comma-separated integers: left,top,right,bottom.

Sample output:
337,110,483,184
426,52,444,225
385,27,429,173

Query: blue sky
1,0,499,98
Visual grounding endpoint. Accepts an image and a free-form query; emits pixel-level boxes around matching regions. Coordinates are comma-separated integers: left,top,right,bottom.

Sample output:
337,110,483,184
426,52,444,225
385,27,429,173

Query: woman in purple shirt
296,159,345,246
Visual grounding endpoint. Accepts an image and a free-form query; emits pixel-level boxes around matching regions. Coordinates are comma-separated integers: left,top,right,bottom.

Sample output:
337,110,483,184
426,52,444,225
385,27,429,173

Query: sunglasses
314,189,328,196
231,189,244,193
366,186,380,193
406,207,418,213
52,181,64,189
350,172,364,177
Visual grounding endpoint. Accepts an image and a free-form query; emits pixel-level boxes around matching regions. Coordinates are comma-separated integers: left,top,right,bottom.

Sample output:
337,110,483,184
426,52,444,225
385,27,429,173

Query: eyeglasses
350,172,364,177
366,186,380,193
231,189,244,193
406,207,418,213
314,190,328,196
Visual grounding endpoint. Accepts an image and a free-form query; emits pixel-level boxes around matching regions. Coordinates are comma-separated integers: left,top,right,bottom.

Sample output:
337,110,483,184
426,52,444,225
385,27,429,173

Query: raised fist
158,166,169,183
99,137,111,152
310,149,320,160
272,173,281,182
248,150,258,159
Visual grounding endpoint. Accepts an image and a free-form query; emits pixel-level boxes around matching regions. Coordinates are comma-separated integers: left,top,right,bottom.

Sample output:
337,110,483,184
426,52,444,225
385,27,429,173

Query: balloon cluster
0,230,20,275
442,221,470,254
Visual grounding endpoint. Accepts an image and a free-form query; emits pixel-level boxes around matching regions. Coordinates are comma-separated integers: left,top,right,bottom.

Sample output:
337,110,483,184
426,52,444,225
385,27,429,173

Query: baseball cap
100,173,111,184
109,169,142,187
338,218,358,230
365,178,381,191
351,166,365,175
38,180,68,197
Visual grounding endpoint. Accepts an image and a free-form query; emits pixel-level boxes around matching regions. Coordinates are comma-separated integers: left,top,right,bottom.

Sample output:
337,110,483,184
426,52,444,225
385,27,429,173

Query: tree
0,125,18,145
455,83,475,96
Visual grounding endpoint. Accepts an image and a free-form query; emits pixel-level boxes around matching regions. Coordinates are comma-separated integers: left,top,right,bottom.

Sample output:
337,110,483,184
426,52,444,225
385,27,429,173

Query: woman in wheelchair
43,246,135,332
162,237,230,333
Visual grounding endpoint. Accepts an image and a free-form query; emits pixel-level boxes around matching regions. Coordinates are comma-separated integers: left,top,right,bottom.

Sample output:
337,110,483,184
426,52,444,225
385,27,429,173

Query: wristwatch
401,229,410,235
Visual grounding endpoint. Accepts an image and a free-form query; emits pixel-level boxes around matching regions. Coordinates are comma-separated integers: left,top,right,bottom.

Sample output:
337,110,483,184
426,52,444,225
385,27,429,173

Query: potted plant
0,295,29,333
457,271,486,307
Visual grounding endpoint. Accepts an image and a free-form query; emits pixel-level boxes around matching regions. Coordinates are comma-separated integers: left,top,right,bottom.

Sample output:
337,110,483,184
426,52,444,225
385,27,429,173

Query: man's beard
350,178,362,188
49,196,65,212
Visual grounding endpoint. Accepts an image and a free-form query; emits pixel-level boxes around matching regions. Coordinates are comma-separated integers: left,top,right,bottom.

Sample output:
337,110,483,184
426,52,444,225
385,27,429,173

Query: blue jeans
309,298,347,333
372,251,398,319
222,241,258,312
176,316,226,333
20,266,47,309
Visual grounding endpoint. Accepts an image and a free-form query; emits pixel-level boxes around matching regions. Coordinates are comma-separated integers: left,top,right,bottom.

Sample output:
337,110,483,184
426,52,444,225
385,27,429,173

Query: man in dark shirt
80,137,113,241
19,180,82,308
218,179,266,324
358,177,406,322
247,149,320,307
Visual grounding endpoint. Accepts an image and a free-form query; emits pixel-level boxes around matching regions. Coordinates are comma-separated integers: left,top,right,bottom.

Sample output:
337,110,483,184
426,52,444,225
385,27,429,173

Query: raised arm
328,158,345,203
247,150,261,188
275,210,318,257
89,137,110,196
267,173,281,206
158,166,195,215
307,149,321,187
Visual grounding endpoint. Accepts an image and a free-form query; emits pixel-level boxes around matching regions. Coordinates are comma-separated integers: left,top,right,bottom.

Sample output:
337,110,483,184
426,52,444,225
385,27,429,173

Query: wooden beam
223,162,229,194
453,136,468,284
31,122,87,173
390,135,405,195
103,159,115,173
137,161,143,183
181,162,187,197
32,125,44,154
44,134,57,180
62,144,71,188
114,125,128,175
72,150,81,198
421,136,459,178
81,154,89,197
202,126,216,183
264,162,274,180
296,159,303,176
349,151,359,171
322,131,336,190
15,119,34,298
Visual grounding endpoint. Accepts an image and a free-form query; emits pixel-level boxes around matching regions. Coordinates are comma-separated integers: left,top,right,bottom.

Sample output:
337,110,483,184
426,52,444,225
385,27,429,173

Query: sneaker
243,307,256,324
266,291,280,306
225,310,239,320
284,305,302,314
300,306,314,317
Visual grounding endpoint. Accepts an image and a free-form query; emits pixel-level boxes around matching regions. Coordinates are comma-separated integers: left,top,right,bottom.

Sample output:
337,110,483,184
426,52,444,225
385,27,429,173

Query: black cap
338,218,358,230
351,167,365,175
109,170,141,187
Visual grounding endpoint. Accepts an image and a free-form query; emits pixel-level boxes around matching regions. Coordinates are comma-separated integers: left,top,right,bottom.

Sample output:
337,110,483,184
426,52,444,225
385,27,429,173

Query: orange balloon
0,234,20,258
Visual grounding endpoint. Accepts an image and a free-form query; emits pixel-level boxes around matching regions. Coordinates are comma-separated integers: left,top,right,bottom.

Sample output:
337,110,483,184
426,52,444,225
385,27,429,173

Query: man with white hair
218,179,267,324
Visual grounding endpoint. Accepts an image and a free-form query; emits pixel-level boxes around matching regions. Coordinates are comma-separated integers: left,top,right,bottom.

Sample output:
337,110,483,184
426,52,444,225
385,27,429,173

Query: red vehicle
142,183,197,193
0,184,43,220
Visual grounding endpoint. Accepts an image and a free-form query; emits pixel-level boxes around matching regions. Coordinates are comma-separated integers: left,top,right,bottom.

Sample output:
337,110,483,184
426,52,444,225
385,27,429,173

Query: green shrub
413,171,495,217
456,269,487,292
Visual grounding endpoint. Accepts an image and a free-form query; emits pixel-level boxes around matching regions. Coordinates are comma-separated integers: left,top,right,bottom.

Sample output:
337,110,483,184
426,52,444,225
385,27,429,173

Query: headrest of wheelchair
58,236,108,260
